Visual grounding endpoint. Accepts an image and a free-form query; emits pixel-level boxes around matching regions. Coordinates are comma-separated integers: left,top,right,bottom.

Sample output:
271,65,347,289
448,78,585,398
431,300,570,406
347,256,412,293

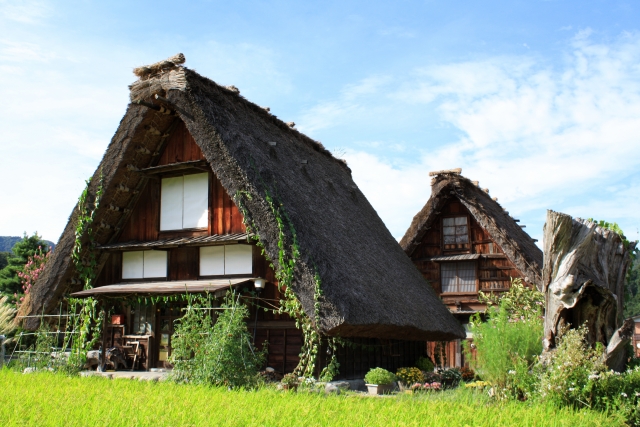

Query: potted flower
364,367,396,395
281,373,299,391
395,367,424,391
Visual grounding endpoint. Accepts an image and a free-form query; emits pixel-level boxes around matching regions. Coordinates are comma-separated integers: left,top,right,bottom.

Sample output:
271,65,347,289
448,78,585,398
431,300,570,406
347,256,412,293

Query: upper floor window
443,216,469,250
123,250,168,279
441,261,476,293
160,172,209,231
199,244,253,276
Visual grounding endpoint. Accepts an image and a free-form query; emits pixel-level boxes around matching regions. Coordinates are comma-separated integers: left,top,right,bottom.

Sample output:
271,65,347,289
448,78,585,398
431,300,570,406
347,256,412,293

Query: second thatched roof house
400,168,543,367
23,54,463,377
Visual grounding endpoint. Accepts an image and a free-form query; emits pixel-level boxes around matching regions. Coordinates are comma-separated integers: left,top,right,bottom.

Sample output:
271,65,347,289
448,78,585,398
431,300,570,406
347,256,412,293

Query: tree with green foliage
625,257,640,318
0,233,51,302
0,252,9,271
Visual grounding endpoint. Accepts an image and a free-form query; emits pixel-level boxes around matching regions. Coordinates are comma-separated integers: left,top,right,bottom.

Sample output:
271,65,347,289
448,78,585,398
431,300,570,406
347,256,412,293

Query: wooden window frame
441,214,471,252
439,261,479,295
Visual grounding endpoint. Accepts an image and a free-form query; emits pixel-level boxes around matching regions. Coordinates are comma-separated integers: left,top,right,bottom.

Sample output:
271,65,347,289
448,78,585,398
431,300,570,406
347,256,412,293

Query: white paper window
199,246,225,276
122,250,167,279
199,245,253,276
183,173,209,228
160,173,209,231
225,244,253,275
122,251,144,279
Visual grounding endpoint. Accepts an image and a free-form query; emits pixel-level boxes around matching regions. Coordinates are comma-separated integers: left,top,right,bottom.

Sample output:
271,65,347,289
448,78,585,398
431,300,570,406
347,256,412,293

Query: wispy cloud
0,0,50,24
303,31,640,240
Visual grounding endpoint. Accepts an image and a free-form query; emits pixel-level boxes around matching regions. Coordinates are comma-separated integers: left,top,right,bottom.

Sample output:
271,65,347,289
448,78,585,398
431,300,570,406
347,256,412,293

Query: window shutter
160,176,183,230
183,173,209,228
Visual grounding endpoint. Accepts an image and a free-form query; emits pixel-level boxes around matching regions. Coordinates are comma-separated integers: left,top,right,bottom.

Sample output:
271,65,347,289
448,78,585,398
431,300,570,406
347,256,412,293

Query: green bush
171,291,265,388
465,279,543,397
364,367,396,385
439,368,462,389
415,356,434,372
396,367,424,385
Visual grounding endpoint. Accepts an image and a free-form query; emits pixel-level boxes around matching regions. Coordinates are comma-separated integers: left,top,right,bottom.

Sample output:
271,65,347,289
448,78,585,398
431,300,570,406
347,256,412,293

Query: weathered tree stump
542,210,637,371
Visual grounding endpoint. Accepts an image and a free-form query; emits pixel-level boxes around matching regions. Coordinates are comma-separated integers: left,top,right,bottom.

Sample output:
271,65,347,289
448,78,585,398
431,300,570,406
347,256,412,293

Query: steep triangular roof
25,55,464,341
400,170,543,287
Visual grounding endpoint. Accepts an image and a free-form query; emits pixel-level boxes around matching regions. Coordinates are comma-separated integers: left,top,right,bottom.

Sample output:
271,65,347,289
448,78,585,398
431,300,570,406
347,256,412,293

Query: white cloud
310,31,640,241
0,0,50,24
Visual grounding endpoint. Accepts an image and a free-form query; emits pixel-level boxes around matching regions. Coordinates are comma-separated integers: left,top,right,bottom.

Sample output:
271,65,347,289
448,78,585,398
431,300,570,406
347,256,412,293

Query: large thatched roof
24,55,464,341
400,171,543,287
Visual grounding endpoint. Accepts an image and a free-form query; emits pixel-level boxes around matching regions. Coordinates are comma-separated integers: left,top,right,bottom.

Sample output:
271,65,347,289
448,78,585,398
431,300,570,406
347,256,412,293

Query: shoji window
160,173,209,230
199,245,253,276
122,250,168,279
441,261,476,293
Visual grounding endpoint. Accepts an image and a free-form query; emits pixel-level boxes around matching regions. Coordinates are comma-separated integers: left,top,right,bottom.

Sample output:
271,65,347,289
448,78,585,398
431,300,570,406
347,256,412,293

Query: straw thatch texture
400,173,543,288
25,62,463,341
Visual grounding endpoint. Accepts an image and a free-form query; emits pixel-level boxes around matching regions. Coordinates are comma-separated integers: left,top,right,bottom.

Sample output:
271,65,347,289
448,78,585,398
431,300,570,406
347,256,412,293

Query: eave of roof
96,234,250,251
70,277,255,297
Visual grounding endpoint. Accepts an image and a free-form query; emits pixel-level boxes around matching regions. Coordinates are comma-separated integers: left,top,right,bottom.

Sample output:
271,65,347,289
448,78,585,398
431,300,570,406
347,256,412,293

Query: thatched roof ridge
400,172,543,287
24,59,464,341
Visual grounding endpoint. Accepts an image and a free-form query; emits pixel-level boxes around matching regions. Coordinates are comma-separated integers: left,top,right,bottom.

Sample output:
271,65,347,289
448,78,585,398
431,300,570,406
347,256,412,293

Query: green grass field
0,370,624,427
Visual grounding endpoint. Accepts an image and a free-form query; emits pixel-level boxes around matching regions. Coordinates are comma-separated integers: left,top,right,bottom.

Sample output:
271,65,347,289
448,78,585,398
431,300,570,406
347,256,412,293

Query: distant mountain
0,236,56,252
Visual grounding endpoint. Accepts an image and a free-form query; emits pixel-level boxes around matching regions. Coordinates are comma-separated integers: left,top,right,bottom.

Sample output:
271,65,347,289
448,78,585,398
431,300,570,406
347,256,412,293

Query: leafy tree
0,233,51,302
0,252,9,270
625,257,640,318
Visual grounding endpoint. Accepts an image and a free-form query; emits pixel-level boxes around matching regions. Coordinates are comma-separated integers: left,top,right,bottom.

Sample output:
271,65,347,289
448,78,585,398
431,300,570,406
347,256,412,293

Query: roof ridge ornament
428,167,462,177
133,53,186,78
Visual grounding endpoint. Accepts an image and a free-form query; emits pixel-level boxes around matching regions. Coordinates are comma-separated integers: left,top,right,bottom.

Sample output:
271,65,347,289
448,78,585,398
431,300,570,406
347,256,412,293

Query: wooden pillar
100,301,107,371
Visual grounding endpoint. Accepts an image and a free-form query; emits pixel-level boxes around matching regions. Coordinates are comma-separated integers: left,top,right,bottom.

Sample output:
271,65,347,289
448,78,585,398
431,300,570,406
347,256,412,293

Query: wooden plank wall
333,338,425,380
409,199,523,295
117,121,245,242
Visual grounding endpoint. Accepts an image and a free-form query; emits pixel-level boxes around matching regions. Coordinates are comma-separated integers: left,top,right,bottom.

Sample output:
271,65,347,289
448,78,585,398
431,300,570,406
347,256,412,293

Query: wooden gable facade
91,120,304,372
400,169,543,368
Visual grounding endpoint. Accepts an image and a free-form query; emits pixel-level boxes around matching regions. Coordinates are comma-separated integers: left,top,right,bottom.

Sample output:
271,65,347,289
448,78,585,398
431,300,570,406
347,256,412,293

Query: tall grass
0,370,622,427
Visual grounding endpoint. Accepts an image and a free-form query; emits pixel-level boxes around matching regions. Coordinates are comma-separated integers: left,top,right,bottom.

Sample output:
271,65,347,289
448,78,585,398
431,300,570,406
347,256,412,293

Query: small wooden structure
22,55,464,378
399,169,543,367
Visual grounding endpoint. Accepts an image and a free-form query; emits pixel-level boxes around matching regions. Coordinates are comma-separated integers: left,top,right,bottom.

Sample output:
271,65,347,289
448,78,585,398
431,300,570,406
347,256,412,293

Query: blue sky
1,0,639,246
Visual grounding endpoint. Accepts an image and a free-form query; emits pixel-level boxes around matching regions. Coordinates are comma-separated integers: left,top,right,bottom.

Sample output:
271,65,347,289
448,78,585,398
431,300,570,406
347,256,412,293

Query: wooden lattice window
441,261,476,293
443,216,470,250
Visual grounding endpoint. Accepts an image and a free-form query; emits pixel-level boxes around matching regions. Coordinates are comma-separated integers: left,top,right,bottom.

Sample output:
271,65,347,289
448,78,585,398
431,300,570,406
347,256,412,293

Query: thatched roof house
24,54,463,343
399,169,542,367
400,169,543,289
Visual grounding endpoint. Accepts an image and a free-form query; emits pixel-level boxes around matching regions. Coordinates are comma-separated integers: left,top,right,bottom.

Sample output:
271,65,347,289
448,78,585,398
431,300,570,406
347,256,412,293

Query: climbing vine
67,174,104,368
235,188,340,380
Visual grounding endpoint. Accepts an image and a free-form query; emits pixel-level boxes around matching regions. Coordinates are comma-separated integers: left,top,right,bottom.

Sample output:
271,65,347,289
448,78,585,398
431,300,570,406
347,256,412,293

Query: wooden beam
136,160,209,176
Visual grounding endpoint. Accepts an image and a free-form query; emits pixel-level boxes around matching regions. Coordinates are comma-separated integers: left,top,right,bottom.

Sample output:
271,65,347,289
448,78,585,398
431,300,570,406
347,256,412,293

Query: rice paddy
0,369,624,427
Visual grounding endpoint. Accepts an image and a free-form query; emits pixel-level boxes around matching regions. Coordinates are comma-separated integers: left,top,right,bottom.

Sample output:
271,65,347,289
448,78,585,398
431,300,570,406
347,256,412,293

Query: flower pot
366,383,394,395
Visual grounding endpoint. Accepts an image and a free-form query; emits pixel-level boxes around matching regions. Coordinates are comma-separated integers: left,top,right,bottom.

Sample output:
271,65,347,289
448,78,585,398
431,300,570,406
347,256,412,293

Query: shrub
466,278,543,396
460,366,475,382
281,373,299,388
364,367,396,385
439,368,462,389
415,356,434,372
171,291,265,388
396,367,424,385
424,371,442,384
538,325,606,407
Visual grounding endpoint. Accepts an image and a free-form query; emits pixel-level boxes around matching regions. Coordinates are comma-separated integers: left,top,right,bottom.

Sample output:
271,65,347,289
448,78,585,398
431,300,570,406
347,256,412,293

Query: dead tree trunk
542,210,636,371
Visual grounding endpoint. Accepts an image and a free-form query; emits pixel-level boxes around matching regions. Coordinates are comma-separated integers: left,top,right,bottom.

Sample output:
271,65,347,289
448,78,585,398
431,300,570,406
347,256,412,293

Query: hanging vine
67,173,105,368
235,188,340,380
